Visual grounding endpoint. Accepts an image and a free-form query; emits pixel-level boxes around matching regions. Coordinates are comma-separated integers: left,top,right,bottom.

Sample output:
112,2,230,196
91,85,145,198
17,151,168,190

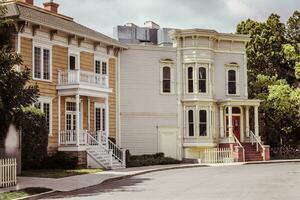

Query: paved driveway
44,163,300,200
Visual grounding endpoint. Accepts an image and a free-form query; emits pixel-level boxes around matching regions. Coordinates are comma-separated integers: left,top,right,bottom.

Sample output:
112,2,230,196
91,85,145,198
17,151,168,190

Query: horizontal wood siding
80,52,94,72
20,37,118,151
109,58,116,138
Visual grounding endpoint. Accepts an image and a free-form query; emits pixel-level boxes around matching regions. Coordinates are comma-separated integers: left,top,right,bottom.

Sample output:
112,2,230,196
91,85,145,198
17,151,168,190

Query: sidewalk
1,160,299,193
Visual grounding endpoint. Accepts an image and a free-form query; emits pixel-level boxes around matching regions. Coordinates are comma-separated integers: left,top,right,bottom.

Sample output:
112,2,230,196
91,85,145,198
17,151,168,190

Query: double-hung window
33,45,51,81
34,97,52,135
188,110,194,137
186,107,209,137
199,110,207,136
198,67,207,93
160,60,174,94
94,59,108,75
226,64,239,95
187,67,194,93
162,66,171,93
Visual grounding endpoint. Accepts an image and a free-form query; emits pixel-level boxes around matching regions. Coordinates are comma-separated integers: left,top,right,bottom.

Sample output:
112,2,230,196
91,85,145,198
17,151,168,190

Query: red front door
226,116,241,141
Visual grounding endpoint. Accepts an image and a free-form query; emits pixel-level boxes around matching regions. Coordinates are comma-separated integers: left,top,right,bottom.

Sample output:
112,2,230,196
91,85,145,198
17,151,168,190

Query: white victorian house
118,28,270,162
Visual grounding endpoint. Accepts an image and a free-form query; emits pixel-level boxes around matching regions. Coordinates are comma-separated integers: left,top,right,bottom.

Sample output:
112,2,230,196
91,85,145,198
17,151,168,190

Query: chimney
43,0,59,13
20,0,34,5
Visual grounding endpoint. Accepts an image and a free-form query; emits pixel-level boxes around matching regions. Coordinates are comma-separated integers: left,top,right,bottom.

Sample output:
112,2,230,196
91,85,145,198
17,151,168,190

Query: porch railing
59,130,87,146
232,134,245,162
202,148,234,164
250,131,266,160
59,130,126,167
0,158,17,188
58,69,108,88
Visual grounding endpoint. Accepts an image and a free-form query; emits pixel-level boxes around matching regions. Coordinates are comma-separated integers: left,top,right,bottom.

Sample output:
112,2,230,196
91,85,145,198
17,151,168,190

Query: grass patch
21,169,103,178
0,187,51,200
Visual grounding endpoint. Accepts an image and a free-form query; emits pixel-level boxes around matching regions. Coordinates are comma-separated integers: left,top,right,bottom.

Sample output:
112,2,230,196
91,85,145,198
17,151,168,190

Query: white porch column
87,97,90,131
245,106,250,137
254,105,259,137
76,94,80,146
228,106,233,138
219,106,224,138
105,97,109,145
58,95,61,145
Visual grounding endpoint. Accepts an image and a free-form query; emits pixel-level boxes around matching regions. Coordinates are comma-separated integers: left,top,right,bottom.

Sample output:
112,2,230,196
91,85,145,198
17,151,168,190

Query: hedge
126,151,181,167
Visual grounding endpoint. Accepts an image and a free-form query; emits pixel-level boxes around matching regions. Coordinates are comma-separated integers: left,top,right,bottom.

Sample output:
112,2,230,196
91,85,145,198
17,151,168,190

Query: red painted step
242,143,264,162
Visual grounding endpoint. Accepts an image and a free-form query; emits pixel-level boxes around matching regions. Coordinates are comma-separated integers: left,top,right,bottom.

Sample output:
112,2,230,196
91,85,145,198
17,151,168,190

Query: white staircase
85,131,126,170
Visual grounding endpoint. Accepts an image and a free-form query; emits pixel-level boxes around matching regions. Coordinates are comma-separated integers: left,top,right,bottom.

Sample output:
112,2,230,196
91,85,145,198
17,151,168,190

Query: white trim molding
32,41,52,82
160,59,175,95
225,63,240,96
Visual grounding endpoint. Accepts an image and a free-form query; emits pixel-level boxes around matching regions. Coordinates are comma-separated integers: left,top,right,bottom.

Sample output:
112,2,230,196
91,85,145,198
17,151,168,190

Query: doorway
225,107,241,141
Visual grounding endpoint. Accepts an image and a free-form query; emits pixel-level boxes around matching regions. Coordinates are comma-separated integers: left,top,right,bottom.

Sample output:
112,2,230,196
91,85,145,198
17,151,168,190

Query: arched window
198,67,206,93
199,110,207,136
187,67,194,93
162,66,171,93
228,70,237,94
188,110,194,136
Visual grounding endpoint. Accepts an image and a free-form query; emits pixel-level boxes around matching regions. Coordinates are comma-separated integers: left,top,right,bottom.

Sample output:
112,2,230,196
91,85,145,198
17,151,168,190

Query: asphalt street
44,163,300,200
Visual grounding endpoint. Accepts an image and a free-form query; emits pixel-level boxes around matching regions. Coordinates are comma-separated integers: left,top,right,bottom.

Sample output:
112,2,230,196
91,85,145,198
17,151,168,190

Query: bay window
187,67,194,93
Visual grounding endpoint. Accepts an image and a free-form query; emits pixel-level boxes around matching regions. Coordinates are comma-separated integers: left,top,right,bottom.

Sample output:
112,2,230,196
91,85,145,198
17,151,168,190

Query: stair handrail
249,131,265,161
108,139,126,167
231,134,245,162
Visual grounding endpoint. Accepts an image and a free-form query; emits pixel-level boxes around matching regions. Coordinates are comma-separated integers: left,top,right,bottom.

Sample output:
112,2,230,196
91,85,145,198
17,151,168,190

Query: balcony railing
58,70,108,88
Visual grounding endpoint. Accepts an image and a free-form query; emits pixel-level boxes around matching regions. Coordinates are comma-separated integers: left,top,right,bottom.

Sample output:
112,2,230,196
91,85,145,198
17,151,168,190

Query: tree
0,3,39,143
237,11,300,147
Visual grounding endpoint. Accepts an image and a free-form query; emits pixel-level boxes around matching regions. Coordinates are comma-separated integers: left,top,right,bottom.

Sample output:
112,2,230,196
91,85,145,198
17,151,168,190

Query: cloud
35,0,299,37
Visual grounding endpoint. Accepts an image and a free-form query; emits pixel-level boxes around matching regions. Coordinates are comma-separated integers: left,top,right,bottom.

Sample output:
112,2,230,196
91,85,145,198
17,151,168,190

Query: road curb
101,164,210,185
245,159,300,165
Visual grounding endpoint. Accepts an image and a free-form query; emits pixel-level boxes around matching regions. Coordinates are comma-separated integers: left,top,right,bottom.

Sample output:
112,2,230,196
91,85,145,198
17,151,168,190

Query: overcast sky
35,0,299,37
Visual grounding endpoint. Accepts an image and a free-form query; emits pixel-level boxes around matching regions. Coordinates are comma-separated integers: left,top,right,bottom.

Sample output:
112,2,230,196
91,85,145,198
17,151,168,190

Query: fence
203,148,234,164
0,158,17,188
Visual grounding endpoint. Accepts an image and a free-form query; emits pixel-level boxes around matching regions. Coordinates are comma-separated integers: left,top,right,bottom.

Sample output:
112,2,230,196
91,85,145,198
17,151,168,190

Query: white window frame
160,62,175,95
94,103,106,132
186,64,195,94
185,63,209,95
197,64,209,94
186,107,196,137
68,50,80,71
94,56,109,75
185,106,210,138
35,96,53,136
225,65,240,96
32,42,52,82
65,98,83,130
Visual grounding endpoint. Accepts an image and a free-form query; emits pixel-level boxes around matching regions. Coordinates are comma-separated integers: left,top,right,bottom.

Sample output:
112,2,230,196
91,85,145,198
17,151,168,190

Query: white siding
120,45,177,155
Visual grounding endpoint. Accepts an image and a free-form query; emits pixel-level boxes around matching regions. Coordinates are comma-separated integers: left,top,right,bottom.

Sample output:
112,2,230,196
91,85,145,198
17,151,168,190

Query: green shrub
126,152,181,167
41,152,78,169
20,107,48,170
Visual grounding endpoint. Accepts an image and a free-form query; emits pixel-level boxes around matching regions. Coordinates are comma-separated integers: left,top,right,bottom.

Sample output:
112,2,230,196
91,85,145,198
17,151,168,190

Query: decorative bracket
93,42,100,51
77,37,85,47
68,34,75,45
50,30,58,41
14,21,25,33
32,24,40,36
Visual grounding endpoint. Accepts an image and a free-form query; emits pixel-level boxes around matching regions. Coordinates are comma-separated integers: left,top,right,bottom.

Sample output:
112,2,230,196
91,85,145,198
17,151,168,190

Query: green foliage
20,107,48,170
0,3,39,141
237,11,300,147
126,151,181,168
41,152,78,170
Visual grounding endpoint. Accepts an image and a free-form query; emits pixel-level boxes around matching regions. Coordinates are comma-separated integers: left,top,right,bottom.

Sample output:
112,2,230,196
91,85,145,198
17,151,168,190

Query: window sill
33,78,52,83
